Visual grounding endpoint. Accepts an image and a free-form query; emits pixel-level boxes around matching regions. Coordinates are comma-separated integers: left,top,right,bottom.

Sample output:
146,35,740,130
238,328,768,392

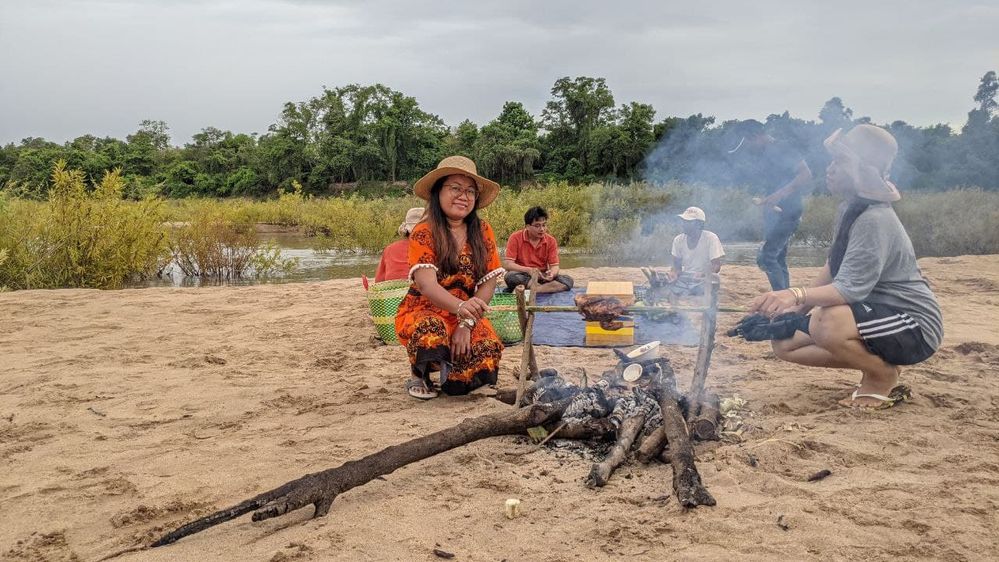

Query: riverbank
2,257,998,560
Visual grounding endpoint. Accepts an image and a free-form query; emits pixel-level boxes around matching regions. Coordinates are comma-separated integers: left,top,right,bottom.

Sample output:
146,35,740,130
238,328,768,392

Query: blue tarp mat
526,288,701,348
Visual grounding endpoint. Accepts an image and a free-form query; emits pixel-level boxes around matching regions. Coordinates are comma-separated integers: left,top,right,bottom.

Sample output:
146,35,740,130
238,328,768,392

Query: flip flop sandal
406,378,438,400
842,384,911,410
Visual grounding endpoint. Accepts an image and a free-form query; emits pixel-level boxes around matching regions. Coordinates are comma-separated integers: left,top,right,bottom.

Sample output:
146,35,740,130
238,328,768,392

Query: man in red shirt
503,206,574,294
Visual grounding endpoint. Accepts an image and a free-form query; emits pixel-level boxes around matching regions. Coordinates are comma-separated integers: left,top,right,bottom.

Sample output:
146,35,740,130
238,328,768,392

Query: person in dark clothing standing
729,120,813,290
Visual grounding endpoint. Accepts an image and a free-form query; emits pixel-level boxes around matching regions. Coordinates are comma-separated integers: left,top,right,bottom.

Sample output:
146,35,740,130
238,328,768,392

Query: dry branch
151,398,573,548
586,407,649,487
688,278,720,402
652,374,716,508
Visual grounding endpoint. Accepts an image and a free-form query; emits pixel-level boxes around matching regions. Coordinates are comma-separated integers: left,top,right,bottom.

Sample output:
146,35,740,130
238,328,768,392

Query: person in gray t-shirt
748,125,942,409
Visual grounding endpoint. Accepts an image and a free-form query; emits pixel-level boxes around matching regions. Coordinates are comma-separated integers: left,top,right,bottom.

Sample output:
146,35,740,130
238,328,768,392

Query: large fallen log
151,398,573,548
652,373,716,508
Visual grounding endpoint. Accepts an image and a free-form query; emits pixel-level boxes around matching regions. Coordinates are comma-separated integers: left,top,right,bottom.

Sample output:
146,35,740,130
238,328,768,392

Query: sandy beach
2,256,998,561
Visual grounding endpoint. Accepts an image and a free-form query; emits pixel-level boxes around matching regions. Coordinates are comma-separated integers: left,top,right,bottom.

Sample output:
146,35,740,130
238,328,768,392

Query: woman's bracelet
455,300,466,316
789,287,807,306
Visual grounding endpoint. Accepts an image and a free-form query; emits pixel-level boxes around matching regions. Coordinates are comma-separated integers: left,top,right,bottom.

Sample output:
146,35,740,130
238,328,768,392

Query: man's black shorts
849,302,936,366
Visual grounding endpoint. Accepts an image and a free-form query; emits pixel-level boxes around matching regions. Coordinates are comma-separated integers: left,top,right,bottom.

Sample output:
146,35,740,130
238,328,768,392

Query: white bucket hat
398,207,425,236
823,125,901,203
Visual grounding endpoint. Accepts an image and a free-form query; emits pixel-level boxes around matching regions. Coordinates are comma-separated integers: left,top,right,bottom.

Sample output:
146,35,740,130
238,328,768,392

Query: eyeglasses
443,184,478,200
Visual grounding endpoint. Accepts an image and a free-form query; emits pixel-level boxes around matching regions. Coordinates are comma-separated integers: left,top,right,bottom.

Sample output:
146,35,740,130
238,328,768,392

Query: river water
136,233,828,288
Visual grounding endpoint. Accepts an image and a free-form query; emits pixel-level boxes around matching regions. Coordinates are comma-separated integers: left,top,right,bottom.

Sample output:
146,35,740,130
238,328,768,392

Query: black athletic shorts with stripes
849,302,936,366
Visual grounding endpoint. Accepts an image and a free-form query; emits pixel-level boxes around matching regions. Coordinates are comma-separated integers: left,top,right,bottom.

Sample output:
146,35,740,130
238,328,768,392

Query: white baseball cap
678,206,706,222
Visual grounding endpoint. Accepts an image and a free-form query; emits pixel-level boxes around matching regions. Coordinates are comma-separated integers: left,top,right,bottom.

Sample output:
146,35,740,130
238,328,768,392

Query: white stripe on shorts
862,323,918,340
856,314,902,328
858,316,916,335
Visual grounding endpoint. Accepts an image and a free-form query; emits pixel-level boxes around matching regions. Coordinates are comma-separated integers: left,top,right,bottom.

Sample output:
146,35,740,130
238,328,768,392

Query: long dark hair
427,177,489,281
828,198,877,277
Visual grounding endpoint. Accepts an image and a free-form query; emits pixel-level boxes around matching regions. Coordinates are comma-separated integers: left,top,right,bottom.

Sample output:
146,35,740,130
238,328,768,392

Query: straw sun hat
412,156,501,209
824,124,901,203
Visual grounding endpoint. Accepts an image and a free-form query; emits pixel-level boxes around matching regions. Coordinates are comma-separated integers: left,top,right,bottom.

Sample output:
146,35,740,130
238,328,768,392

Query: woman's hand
749,289,798,317
451,325,471,359
458,296,489,320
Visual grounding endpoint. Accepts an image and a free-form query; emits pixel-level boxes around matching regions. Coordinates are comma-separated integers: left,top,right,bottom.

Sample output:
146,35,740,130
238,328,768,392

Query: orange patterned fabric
395,221,504,395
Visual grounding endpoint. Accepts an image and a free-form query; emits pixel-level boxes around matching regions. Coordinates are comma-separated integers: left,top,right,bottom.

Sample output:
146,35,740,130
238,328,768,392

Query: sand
2,256,998,561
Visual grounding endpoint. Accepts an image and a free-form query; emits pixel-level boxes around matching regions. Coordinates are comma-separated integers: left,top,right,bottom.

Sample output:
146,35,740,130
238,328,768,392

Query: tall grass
157,183,999,259
4,171,998,291
0,163,170,290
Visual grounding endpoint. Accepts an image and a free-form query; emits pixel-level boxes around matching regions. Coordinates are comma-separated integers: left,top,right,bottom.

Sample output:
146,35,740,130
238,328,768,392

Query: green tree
973,70,998,116
818,97,854,130
541,76,615,174
474,102,541,184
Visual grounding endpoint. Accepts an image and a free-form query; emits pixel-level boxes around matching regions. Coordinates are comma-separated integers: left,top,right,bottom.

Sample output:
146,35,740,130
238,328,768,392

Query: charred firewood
586,393,653,487
548,417,616,441
689,392,721,441
635,426,668,464
650,373,716,508
151,398,575,548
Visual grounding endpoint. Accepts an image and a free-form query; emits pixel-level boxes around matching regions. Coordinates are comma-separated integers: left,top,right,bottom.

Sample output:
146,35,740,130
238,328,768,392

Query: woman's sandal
406,378,438,400
841,384,912,409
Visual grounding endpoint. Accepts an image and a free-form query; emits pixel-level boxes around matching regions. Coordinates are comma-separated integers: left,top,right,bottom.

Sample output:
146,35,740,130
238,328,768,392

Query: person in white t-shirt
662,206,724,297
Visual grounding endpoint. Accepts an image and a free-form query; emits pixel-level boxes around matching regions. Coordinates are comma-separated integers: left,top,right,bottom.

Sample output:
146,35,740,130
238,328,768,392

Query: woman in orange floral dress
395,156,506,399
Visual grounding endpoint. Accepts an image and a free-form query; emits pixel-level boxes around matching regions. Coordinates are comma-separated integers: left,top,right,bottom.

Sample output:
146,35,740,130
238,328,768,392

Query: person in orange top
394,156,505,400
375,207,425,282
503,206,573,294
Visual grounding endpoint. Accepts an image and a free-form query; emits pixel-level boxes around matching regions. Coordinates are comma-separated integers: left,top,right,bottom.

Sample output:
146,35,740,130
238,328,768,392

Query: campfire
150,275,729,548
151,348,720,547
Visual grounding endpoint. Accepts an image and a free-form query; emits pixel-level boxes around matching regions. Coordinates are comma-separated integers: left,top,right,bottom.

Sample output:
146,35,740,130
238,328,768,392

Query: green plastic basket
366,279,411,344
367,281,523,345
487,291,523,344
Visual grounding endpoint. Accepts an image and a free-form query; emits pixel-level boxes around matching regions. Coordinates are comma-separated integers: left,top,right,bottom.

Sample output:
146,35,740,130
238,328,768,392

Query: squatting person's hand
749,289,798,318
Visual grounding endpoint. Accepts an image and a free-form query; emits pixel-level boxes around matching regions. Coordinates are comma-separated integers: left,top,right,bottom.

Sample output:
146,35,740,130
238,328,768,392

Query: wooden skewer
490,304,745,314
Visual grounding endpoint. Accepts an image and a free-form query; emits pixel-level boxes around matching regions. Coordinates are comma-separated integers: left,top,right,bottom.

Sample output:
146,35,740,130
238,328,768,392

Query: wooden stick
586,407,649,487
514,272,539,408
652,371,716,508
489,304,744,314
688,276,720,403
514,285,528,332
515,311,535,408
526,271,539,378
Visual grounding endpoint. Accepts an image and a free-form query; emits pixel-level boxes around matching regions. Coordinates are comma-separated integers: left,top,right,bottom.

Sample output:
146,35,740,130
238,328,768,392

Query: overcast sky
1,0,997,145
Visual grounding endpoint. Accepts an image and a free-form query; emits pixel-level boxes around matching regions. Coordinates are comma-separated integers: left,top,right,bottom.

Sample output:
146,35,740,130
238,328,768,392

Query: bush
0,162,169,289
895,190,999,257
169,206,295,279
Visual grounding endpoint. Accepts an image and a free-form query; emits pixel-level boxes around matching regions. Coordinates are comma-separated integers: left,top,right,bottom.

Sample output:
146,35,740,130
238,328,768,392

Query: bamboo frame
509,273,730,407
514,271,540,407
